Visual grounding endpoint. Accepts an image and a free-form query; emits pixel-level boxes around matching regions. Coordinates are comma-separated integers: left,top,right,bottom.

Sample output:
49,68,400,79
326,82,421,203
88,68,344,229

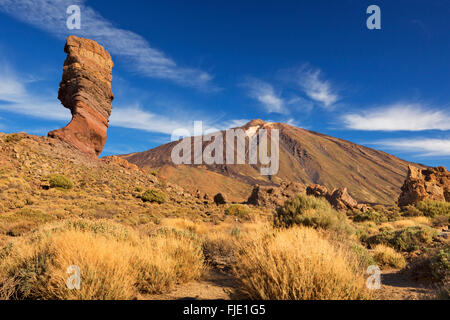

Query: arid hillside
119,120,421,205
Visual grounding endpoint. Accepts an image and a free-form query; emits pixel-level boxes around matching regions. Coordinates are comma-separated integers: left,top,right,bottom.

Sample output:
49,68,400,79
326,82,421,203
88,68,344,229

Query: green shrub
48,174,73,190
402,205,423,217
353,209,389,223
353,206,401,223
367,226,437,252
141,189,166,204
429,246,449,282
274,194,353,235
351,243,375,268
415,200,450,218
225,204,253,221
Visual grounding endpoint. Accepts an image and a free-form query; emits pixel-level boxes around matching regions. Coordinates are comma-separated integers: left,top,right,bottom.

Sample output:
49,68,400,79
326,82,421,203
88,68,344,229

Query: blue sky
0,0,449,167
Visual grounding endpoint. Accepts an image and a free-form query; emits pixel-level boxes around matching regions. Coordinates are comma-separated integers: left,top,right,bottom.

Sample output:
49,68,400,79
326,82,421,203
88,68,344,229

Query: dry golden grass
372,244,407,269
233,226,370,300
380,217,431,230
159,218,210,235
0,219,204,300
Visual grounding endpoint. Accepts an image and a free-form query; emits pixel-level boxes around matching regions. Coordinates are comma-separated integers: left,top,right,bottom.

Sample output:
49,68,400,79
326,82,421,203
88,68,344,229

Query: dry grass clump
224,204,254,221
372,244,407,269
159,218,210,235
0,219,204,300
233,226,370,300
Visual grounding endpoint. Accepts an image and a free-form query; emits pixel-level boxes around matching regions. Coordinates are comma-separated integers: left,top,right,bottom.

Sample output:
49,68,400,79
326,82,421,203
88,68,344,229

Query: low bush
225,204,253,221
415,200,450,218
233,226,370,300
405,244,449,284
141,189,166,204
366,226,437,252
274,194,353,235
429,245,449,282
353,209,389,223
372,244,406,269
48,174,73,190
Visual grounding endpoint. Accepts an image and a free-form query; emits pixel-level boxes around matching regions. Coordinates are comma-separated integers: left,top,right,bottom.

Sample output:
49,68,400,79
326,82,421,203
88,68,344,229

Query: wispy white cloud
242,77,287,114
0,0,215,90
342,103,450,131
110,105,192,135
111,105,249,135
0,65,70,121
373,138,450,156
295,66,339,108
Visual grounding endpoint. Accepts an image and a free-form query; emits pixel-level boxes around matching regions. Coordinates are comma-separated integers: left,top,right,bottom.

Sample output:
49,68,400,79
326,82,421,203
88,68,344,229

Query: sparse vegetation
4,134,24,143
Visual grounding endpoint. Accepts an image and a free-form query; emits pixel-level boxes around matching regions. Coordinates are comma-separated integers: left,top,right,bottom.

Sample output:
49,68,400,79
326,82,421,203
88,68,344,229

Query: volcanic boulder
307,184,359,211
48,36,114,157
398,165,450,207
213,193,227,205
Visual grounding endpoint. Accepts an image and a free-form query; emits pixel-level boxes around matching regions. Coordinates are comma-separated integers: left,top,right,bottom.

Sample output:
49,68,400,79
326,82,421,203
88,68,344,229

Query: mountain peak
243,119,266,129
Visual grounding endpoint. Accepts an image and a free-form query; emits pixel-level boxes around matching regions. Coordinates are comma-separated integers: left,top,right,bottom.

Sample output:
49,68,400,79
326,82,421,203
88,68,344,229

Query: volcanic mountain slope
118,120,422,205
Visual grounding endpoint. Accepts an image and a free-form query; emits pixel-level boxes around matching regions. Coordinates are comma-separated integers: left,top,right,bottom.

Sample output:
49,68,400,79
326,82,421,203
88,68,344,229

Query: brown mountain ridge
118,120,422,204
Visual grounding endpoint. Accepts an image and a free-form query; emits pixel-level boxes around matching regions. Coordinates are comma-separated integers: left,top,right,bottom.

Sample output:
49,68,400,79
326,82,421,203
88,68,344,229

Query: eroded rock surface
307,184,359,211
398,165,450,206
48,35,114,157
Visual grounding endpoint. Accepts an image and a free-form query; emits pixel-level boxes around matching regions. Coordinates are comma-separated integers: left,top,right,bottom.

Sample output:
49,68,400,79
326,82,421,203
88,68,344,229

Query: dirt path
375,270,435,300
144,268,243,300
145,268,436,300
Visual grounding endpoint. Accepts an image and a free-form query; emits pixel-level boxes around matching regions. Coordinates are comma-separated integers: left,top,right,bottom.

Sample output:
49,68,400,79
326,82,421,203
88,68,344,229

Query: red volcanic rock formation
48,36,114,157
398,165,450,207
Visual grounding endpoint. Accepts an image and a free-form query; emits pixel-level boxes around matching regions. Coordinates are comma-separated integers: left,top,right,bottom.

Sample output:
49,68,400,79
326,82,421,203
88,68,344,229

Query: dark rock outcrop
398,165,450,207
247,182,305,208
48,35,114,157
213,193,227,205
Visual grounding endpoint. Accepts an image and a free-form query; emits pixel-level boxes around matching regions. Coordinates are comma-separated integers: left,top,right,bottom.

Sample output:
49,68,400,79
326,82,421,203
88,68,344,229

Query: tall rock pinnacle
48,35,114,157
